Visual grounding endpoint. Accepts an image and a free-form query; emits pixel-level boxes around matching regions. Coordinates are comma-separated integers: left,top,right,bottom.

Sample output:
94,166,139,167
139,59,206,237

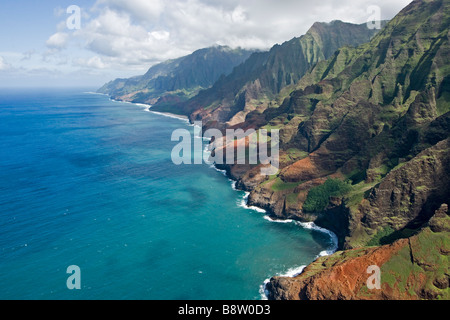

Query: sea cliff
99,0,450,300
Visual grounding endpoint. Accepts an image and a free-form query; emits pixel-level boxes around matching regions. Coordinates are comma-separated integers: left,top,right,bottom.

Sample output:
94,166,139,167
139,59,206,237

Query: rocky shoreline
213,163,342,299
138,96,450,300
106,63,450,300
123,98,341,300
266,203,449,300
217,138,449,300
98,0,450,300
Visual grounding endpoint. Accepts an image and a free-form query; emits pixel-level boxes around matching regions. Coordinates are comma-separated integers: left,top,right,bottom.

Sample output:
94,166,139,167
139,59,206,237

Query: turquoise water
0,88,333,300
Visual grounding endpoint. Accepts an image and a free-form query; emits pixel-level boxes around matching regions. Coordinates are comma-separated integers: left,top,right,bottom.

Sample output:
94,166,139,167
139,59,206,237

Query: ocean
0,88,335,300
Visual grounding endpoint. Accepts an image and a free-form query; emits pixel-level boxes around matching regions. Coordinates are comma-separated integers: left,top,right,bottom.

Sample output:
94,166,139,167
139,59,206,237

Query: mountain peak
98,46,254,106
175,20,384,126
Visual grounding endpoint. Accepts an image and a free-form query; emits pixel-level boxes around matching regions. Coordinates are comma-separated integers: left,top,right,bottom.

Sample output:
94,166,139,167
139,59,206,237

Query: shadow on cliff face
406,190,450,230
314,204,350,250
406,139,450,230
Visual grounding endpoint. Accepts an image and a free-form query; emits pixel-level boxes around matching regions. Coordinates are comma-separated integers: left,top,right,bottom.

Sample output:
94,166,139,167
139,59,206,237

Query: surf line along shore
112,96,339,299
115,99,191,122
140,103,190,122
85,93,190,121
107,96,280,176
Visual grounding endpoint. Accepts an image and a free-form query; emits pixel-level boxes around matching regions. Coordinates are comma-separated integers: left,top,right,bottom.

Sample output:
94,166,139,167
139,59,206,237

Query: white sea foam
108,96,191,123
296,221,339,257
134,103,152,112
263,216,295,224
258,214,338,300
148,109,190,123
259,265,308,300
245,205,267,214
238,192,267,213
281,265,307,278
259,279,271,300
210,164,227,176
260,217,339,258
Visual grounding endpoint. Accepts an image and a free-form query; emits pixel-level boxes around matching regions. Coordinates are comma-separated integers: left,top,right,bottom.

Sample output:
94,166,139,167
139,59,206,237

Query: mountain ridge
250,0,449,300
97,45,254,106
169,20,385,127
98,0,449,300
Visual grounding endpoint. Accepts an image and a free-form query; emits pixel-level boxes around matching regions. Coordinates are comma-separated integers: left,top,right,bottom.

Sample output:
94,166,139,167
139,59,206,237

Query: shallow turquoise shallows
0,88,334,300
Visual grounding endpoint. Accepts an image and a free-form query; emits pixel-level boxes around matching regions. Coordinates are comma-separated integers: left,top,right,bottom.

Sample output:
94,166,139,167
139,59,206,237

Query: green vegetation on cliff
262,0,450,300
99,0,450,301
98,46,254,110
178,20,384,126
303,179,351,213
246,0,450,241
267,204,449,300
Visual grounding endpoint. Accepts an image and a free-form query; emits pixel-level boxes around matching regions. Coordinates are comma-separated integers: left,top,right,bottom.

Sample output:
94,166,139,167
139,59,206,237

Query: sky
0,0,413,88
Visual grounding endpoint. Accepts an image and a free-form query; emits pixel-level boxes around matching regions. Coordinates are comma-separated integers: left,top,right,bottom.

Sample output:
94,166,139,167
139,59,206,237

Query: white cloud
72,7,189,68
74,56,109,69
53,6,66,18
151,30,170,41
94,0,166,23
37,0,412,81
46,32,69,49
75,0,412,69
0,56,11,71
231,6,247,23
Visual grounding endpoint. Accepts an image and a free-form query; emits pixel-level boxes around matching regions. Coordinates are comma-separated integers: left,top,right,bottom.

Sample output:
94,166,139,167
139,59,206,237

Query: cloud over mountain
45,0,412,71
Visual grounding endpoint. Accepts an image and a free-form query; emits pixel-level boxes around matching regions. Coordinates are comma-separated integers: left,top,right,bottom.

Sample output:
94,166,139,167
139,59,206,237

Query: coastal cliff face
267,204,449,300
181,21,383,129
227,0,450,247
99,0,450,301
259,0,450,300
218,0,450,299
346,138,450,249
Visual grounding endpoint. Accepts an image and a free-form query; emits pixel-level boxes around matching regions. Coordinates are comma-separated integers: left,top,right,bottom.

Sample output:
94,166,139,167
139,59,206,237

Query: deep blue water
0,88,334,300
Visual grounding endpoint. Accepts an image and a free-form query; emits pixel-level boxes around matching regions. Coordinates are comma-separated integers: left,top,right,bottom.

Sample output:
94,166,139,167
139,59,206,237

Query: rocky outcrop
267,204,449,300
267,239,409,300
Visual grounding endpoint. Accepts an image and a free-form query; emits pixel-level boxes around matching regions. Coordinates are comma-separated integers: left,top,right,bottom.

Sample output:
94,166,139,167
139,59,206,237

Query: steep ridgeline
97,46,254,108
244,0,449,300
164,21,384,127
